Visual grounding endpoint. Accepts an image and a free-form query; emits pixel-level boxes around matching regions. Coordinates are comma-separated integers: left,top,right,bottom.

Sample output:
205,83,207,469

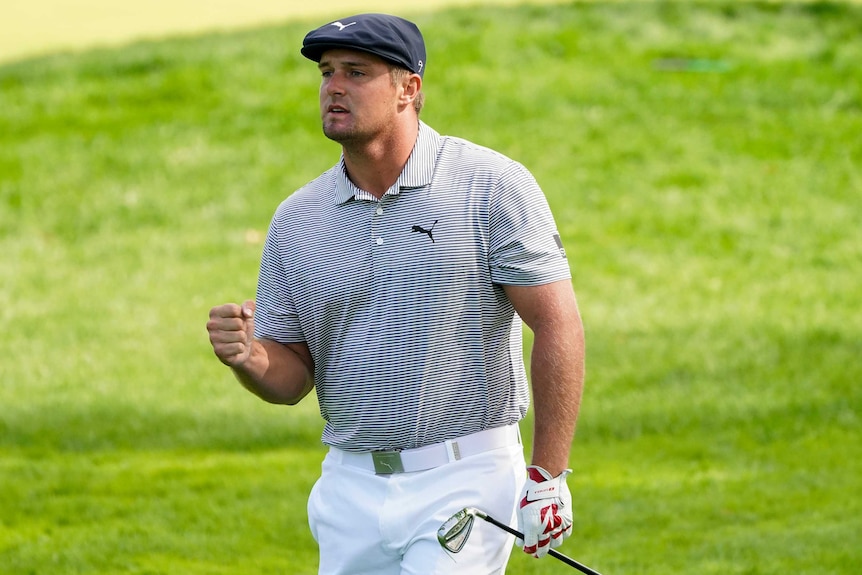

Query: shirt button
376,237,384,245
376,207,384,215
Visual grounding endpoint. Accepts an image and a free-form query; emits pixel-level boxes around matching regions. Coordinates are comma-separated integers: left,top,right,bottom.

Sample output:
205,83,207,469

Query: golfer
207,13,586,574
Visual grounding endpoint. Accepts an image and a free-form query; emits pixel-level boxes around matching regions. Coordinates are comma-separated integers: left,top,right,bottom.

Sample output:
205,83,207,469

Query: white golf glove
517,465,573,557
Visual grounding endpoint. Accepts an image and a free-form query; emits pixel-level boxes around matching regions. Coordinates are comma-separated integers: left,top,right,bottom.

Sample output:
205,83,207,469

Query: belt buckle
371,450,405,474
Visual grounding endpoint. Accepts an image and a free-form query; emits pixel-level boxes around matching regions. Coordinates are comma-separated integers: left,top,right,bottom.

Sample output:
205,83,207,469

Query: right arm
207,300,314,405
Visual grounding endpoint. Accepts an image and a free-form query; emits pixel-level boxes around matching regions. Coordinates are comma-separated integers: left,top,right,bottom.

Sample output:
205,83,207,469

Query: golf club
437,507,604,575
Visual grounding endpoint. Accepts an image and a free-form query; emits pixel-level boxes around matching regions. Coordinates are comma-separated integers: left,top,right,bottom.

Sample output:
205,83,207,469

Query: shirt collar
334,121,441,204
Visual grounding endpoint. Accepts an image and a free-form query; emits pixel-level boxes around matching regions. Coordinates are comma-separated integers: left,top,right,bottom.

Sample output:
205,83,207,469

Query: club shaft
479,514,604,575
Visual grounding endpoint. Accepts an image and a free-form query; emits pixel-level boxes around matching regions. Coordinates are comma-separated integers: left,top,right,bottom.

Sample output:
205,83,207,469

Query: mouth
326,105,350,115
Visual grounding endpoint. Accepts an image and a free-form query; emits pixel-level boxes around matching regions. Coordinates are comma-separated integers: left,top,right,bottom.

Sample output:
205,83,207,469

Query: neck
342,120,419,199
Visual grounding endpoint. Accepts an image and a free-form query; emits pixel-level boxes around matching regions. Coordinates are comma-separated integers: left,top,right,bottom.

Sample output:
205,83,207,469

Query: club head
437,508,477,553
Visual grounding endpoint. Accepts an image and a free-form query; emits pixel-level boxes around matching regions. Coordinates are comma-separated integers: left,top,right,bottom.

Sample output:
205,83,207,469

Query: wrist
529,463,570,478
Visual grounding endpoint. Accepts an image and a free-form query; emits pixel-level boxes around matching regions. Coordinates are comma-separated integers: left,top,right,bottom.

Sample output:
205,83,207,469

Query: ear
399,73,422,107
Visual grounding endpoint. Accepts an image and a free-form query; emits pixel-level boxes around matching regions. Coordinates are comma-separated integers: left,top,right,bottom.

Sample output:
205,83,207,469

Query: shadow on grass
5,324,858,455
0,402,326,454
578,324,860,444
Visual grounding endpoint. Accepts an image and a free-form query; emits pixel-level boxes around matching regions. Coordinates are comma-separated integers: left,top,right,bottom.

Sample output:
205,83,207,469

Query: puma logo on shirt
411,220,438,243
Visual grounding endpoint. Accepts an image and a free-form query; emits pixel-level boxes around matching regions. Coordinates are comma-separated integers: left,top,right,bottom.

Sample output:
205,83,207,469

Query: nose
324,72,346,97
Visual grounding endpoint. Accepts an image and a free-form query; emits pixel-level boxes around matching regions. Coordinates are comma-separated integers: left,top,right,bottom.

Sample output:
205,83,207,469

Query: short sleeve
488,162,571,286
253,213,306,343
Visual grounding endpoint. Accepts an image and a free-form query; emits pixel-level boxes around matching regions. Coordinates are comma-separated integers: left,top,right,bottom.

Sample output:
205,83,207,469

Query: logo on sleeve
553,233,567,258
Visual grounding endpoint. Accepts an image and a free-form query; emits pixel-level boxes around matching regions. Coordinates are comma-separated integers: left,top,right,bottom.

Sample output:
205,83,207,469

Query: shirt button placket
371,201,385,247
370,201,387,297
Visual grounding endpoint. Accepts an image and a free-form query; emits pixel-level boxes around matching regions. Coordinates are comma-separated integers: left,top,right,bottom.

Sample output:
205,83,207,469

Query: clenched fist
207,300,256,367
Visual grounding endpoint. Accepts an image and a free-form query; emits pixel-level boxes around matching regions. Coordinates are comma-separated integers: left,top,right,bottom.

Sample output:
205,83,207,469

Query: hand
207,300,256,367
517,465,573,558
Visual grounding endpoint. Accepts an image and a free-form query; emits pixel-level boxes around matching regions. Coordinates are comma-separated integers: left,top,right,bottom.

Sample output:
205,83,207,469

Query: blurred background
1,0,562,63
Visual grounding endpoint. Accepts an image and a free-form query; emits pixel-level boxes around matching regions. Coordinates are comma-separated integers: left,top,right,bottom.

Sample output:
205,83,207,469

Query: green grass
2,2,861,573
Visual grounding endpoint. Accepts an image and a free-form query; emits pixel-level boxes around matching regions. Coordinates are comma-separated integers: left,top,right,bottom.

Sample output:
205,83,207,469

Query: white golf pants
307,441,527,574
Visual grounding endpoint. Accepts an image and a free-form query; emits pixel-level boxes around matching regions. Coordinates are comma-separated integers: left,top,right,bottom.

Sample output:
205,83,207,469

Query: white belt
330,424,521,475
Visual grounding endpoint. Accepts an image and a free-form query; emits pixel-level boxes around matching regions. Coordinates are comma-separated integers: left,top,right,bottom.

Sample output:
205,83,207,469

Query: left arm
503,279,585,476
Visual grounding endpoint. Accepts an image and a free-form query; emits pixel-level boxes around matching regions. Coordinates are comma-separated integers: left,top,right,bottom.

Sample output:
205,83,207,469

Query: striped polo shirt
254,121,571,452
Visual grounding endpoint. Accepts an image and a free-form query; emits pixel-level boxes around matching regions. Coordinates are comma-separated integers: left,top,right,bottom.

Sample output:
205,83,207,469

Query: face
317,49,402,145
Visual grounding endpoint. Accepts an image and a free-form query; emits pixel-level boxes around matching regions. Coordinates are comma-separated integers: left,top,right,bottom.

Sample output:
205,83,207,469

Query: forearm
232,338,314,405
529,311,585,476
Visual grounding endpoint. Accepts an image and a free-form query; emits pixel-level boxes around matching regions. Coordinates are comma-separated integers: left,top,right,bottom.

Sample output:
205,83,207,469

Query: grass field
1,1,861,573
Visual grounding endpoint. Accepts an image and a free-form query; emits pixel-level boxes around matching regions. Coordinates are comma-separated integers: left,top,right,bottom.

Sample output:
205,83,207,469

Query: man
207,13,585,574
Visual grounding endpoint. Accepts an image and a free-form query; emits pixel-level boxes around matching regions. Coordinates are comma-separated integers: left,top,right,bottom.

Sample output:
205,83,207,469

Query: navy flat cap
301,13,426,77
